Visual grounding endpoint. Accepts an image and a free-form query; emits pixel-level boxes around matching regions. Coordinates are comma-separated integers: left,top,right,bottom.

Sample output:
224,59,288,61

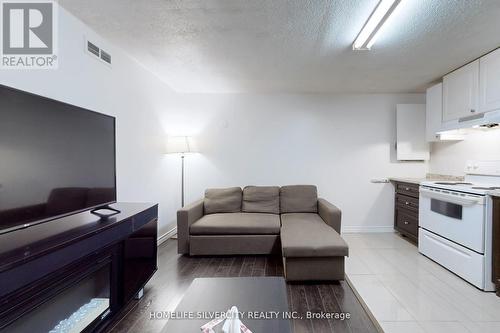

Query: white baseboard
158,227,177,246
158,226,392,243
342,226,395,233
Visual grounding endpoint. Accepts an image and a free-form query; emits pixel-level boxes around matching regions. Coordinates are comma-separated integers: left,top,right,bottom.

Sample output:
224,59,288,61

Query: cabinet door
480,48,500,113
426,83,442,142
443,60,479,122
396,104,429,161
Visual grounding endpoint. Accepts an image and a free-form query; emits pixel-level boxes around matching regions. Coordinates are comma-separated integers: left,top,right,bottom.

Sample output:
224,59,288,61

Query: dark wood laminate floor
106,240,378,333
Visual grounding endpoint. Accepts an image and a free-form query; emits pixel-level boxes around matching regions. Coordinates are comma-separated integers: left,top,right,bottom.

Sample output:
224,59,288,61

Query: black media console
0,202,158,332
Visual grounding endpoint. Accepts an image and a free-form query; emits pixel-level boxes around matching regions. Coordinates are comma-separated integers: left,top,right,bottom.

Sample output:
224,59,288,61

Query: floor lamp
165,136,195,207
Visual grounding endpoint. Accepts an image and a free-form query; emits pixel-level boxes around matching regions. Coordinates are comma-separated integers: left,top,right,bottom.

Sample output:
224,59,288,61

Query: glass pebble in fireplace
5,264,111,333
49,298,109,333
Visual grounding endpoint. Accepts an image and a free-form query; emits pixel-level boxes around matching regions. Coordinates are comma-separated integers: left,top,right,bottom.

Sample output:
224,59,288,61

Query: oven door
419,186,486,253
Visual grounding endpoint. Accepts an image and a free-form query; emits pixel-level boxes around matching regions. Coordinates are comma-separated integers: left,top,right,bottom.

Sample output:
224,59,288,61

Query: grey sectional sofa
177,185,349,281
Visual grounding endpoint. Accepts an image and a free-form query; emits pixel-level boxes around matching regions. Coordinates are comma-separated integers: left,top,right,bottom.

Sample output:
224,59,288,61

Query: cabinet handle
404,221,409,225
470,109,476,113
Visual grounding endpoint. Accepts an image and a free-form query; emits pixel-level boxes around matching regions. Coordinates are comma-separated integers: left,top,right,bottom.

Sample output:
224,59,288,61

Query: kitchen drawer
419,228,484,289
396,208,418,239
396,182,420,198
396,194,419,213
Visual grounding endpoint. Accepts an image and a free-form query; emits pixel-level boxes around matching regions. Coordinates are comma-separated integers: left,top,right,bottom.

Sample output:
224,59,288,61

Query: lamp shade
165,136,196,154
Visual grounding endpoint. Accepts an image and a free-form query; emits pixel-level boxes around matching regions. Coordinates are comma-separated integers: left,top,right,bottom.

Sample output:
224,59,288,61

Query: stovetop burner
424,181,500,194
426,181,500,194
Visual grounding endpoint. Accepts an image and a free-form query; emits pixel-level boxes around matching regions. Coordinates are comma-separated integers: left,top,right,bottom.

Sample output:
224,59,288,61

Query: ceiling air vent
87,41,100,57
85,38,112,67
100,50,111,64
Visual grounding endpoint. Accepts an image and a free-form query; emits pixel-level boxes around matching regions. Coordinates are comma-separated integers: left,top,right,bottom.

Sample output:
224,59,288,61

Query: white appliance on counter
418,160,500,291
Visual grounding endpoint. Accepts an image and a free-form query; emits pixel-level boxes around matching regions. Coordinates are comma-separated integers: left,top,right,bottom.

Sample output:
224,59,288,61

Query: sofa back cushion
280,185,318,213
204,187,242,214
242,186,280,214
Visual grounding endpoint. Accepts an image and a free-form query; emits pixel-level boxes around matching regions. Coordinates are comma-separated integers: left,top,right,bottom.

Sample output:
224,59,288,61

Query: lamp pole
166,136,194,208
181,154,185,207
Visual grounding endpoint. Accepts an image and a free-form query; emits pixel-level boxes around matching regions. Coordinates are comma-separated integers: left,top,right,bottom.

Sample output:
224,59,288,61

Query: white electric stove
418,160,500,291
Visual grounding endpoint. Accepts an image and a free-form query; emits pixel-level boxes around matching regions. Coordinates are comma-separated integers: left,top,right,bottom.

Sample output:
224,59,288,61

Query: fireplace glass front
4,264,111,333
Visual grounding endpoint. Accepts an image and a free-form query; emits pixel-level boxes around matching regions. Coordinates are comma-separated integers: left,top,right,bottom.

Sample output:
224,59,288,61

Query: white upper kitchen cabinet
480,48,500,113
426,83,442,142
396,104,430,161
426,83,465,141
443,60,480,122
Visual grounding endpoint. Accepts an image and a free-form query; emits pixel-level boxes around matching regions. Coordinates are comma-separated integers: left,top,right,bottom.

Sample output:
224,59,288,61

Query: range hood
440,109,500,132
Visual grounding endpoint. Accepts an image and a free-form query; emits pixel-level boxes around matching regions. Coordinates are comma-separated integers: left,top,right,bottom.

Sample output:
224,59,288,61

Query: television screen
0,85,116,234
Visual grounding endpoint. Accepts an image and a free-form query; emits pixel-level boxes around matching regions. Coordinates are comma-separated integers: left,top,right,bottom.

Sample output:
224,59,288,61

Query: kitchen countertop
388,177,427,185
489,191,500,198
389,174,465,185
389,177,500,197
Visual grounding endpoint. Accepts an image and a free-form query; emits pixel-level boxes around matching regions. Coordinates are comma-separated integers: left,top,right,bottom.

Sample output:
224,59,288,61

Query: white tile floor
343,232,500,333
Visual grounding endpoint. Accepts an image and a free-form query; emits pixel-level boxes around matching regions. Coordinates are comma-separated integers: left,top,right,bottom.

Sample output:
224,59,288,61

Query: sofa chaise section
279,186,348,281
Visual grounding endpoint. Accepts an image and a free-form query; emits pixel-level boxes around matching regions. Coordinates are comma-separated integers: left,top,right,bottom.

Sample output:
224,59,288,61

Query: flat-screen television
0,84,116,234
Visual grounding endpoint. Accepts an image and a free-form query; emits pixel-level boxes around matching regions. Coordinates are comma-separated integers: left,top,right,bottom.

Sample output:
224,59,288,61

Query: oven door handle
419,188,483,206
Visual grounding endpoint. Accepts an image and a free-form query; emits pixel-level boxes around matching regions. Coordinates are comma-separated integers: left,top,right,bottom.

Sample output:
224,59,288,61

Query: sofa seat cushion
280,185,318,213
242,186,280,214
190,213,281,235
281,213,348,257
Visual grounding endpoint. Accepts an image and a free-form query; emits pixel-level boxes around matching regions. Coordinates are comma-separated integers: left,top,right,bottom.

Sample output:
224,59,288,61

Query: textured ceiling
59,0,500,93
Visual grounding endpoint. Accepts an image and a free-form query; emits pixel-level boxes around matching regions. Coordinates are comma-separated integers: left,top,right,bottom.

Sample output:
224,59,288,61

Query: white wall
0,5,431,235
0,6,178,236
163,93,427,232
430,129,500,176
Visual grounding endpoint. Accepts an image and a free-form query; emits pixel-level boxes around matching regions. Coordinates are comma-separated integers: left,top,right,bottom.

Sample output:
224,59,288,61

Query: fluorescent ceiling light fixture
353,0,402,50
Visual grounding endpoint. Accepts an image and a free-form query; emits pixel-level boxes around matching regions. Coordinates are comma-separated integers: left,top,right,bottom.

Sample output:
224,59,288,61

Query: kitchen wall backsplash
430,129,500,176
